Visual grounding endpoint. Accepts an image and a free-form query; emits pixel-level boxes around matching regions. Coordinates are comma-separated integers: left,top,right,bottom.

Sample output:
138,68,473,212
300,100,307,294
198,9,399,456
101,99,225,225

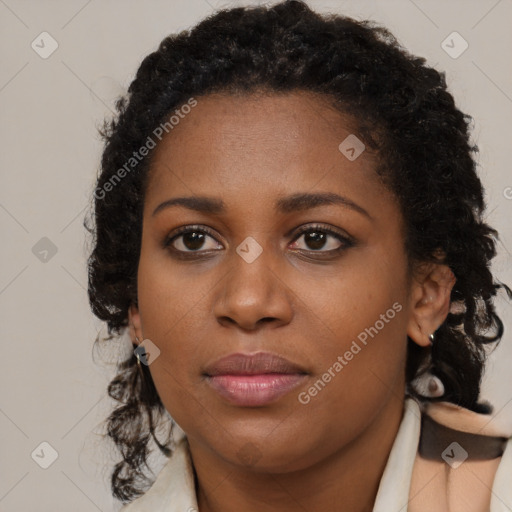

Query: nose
213,245,294,331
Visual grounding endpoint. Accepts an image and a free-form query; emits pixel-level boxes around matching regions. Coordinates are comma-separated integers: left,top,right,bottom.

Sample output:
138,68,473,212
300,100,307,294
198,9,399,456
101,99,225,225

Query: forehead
144,90,387,211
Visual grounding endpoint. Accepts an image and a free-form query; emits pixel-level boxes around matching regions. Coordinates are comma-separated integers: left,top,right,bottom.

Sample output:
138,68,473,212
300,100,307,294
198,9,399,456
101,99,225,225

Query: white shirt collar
372,397,422,511
490,435,512,511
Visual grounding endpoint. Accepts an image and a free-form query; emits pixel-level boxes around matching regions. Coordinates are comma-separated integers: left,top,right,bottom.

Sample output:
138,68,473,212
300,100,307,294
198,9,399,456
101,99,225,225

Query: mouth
203,352,308,407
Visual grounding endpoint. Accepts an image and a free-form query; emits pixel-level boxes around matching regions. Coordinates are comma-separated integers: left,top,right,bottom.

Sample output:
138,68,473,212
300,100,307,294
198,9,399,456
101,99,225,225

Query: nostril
218,316,235,326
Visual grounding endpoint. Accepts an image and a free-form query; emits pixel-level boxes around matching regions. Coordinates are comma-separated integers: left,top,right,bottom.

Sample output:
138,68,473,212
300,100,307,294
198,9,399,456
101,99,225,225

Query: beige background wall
1,1,511,510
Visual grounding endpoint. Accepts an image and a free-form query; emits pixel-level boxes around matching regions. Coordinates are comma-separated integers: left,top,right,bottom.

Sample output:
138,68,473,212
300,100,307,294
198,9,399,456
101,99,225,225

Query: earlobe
128,303,143,344
407,319,434,348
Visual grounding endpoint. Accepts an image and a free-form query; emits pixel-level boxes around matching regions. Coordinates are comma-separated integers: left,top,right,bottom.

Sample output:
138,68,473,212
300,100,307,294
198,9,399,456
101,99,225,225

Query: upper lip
203,352,308,376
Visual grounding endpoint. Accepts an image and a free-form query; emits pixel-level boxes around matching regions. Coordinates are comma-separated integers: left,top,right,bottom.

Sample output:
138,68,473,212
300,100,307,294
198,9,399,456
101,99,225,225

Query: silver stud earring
429,333,434,345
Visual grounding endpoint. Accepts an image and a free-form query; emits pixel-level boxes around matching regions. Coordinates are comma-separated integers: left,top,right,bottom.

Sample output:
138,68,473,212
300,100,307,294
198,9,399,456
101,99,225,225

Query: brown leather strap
419,413,508,461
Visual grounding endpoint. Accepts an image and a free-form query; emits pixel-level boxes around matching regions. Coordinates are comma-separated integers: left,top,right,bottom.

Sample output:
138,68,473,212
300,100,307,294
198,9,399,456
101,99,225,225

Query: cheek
294,277,409,447
149,360,229,444
137,245,213,337
303,247,410,394
136,253,212,386
312,245,408,337
136,263,214,433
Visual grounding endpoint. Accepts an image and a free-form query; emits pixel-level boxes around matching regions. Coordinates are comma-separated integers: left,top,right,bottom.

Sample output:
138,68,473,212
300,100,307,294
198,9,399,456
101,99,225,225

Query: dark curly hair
85,0,511,503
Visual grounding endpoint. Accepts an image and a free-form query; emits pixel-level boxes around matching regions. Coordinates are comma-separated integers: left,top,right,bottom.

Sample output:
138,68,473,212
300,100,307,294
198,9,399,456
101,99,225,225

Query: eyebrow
152,192,371,219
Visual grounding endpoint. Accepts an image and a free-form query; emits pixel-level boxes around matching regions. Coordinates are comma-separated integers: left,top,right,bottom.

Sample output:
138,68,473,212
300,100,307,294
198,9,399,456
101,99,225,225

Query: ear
128,303,144,346
406,261,456,347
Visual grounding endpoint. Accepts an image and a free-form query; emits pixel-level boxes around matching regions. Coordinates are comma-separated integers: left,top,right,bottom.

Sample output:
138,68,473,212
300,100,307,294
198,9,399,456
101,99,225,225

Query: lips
203,352,308,377
203,352,308,407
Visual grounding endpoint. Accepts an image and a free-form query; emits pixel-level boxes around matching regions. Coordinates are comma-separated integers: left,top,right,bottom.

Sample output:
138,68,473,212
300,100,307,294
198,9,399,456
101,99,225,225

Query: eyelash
163,223,355,259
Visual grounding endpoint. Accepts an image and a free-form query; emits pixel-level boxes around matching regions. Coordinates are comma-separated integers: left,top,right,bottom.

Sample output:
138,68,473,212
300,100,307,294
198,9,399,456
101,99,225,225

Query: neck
189,395,405,512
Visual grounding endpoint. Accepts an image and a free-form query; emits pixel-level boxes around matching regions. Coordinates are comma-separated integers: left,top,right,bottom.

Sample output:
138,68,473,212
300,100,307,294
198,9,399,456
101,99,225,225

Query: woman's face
131,90,425,472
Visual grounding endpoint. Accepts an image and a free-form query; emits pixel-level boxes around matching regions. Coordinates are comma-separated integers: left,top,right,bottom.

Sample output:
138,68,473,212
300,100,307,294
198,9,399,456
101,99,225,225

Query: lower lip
205,373,307,406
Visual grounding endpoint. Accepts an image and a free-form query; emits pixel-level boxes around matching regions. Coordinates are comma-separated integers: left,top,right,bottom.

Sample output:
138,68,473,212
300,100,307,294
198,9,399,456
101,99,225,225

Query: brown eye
290,225,353,253
180,231,206,251
303,231,329,250
164,226,223,253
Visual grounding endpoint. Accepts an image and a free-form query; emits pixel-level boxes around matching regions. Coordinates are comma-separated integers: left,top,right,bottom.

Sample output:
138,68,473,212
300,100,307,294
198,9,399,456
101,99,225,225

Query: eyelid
290,223,354,245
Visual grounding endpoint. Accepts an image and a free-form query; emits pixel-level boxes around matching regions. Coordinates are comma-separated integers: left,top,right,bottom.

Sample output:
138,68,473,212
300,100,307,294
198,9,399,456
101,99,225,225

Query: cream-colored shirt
121,398,512,511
